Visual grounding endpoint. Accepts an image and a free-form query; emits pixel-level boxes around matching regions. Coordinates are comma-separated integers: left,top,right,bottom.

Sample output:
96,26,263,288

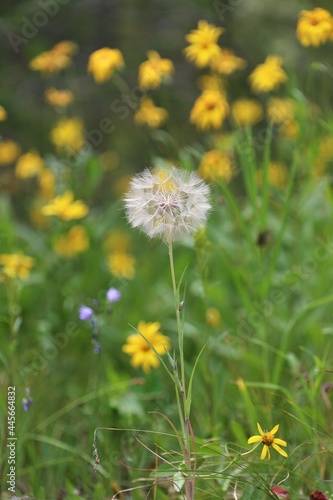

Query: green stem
167,235,194,499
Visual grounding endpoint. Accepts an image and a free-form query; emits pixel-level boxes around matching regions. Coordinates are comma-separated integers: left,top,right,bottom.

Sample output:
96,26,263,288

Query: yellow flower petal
272,443,288,457
273,438,287,447
257,422,264,436
270,424,279,435
260,445,268,460
247,435,262,444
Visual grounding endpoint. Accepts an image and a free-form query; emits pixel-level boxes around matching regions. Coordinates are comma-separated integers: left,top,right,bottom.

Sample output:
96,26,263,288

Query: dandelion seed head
124,166,211,241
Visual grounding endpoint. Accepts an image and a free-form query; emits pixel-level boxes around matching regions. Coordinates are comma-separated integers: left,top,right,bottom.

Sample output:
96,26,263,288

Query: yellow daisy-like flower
107,251,136,279
231,98,263,127
198,74,226,93
122,321,171,373
44,88,74,107
198,149,234,183
134,98,168,128
210,49,247,75
0,140,21,165
190,90,229,131
257,162,288,189
41,191,88,221
38,169,56,199
0,105,7,121
138,51,174,90
184,20,224,68
0,254,35,280
87,47,124,84
15,150,45,179
50,118,85,153
249,56,287,93
266,97,294,125
296,8,333,47
248,423,288,460
53,226,89,257
29,41,76,75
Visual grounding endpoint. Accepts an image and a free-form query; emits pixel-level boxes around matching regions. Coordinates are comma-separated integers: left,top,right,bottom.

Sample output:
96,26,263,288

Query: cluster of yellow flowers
296,8,333,47
0,253,35,280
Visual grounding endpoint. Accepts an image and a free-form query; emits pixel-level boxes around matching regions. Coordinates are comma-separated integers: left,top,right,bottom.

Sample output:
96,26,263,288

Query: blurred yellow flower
103,230,132,253
50,118,85,153
138,50,174,90
87,47,124,83
53,226,89,257
0,105,7,121
257,162,288,189
38,169,56,199
314,136,333,176
206,308,221,327
198,74,225,93
231,98,263,127
266,97,294,125
184,20,224,68
29,41,76,75
248,423,288,460
134,98,168,128
0,140,21,165
190,90,229,131
249,56,287,93
0,253,35,279
198,149,234,183
210,49,247,75
100,151,119,171
15,150,45,179
107,251,136,279
297,8,333,47
44,88,74,107
122,321,171,373
279,119,299,140
41,191,88,221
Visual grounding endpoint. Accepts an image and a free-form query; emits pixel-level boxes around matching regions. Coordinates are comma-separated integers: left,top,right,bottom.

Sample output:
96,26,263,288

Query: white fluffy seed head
124,166,211,241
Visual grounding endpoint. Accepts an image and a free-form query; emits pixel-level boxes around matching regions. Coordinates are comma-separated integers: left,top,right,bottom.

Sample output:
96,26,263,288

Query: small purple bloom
94,343,101,353
79,305,94,321
106,287,121,303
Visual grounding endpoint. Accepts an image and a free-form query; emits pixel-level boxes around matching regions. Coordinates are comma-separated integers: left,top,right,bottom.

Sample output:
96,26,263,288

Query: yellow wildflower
231,99,263,127
279,119,299,140
15,150,45,179
87,47,124,83
0,140,21,165
314,136,333,176
297,8,333,47
138,51,174,90
44,88,74,107
122,321,171,373
134,98,168,128
50,118,85,153
29,41,76,75
184,20,224,68
249,56,287,93
107,251,136,279
0,106,7,121
248,423,288,460
190,90,229,131
41,191,88,221
100,151,119,171
198,149,234,183
38,169,56,199
206,308,221,327
267,97,294,125
198,74,226,93
103,230,132,253
210,49,247,75
0,254,35,279
53,226,89,257
257,162,288,189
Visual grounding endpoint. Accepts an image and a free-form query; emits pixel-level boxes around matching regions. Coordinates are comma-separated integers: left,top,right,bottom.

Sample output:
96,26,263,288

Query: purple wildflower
79,305,94,321
106,287,121,303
